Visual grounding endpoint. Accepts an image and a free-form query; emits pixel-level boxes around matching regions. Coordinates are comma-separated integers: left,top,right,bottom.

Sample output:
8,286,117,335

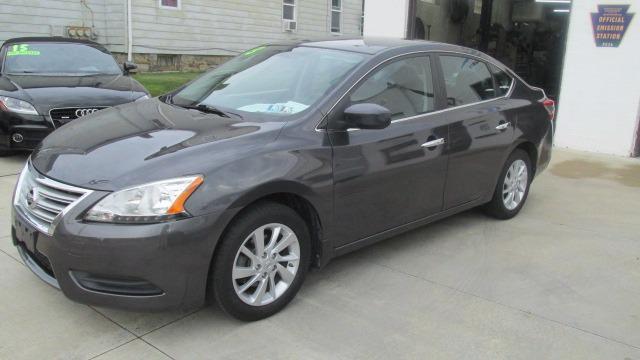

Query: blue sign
591,4,634,47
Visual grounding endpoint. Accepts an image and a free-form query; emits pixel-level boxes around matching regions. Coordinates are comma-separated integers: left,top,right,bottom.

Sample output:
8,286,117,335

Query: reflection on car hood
0,74,144,113
30,99,286,191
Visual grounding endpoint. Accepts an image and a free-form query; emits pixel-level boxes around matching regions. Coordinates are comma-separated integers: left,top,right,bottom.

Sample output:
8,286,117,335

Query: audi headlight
135,94,150,102
0,96,38,115
85,176,204,223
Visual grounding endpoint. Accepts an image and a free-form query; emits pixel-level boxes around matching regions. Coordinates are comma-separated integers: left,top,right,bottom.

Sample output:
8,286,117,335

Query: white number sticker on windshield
238,101,309,114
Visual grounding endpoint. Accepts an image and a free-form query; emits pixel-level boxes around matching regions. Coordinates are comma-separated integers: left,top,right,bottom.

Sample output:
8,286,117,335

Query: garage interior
408,0,572,101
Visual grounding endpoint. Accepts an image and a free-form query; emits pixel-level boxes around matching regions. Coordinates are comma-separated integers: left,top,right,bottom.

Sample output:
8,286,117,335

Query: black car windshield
168,45,367,116
2,42,122,75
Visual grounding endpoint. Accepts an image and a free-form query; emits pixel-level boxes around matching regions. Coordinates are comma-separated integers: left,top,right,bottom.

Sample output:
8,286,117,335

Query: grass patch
133,71,203,97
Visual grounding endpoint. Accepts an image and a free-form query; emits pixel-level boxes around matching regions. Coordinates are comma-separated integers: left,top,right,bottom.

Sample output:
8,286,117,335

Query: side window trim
316,50,516,131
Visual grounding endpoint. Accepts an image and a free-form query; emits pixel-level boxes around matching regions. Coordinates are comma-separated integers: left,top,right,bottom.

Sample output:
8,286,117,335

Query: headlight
135,94,150,102
85,175,204,223
0,96,38,115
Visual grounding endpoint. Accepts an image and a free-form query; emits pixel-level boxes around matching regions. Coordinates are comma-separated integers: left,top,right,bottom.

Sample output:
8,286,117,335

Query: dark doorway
408,0,571,100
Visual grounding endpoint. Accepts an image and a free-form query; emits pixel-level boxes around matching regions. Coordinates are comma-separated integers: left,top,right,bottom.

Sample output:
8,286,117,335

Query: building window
331,0,342,33
159,0,180,9
283,0,296,21
474,0,482,15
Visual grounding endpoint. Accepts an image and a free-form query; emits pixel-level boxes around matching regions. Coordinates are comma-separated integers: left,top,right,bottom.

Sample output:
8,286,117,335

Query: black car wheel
483,149,532,219
210,201,310,321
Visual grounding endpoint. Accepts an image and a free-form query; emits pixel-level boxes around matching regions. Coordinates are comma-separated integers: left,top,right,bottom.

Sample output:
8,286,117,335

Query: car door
436,54,515,209
327,54,449,247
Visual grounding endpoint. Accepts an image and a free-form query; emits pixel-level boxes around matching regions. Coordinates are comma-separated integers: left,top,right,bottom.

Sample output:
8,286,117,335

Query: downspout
406,0,417,39
127,0,133,61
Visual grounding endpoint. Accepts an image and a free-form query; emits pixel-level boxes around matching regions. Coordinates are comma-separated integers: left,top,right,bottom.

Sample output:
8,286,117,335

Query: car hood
30,99,285,191
0,74,145,113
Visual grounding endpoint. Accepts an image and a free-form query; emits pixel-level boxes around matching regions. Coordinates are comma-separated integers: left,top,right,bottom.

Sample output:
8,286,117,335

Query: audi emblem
75,108,100,117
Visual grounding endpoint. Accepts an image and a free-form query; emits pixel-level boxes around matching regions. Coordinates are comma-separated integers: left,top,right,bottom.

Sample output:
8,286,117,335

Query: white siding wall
1,0,363,56
103,0,126,52
554,1,640,156
0,0,117,46
129,0,364,55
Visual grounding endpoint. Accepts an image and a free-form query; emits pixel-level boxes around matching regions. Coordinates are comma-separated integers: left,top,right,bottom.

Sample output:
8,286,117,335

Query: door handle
421,137,446,148
496,122,511,131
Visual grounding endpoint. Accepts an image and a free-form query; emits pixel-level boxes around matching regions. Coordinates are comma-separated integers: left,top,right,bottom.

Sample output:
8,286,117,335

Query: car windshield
2,42,122,75
168,45,367,117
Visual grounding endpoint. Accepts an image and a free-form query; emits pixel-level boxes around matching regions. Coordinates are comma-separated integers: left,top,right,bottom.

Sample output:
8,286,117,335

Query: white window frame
159,0,181,10
283,0,296,21
330,0,342,34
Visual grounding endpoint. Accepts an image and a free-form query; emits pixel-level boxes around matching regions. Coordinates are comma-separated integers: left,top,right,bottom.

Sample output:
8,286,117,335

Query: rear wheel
210,201,310,321
483,149,532,219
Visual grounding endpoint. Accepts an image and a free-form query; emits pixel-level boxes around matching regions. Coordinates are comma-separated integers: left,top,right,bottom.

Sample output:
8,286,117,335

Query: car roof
289,37,510,73
297,37,473,55
1,36,107,50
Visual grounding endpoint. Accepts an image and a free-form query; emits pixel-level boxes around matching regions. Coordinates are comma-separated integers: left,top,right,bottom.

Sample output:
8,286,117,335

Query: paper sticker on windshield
242,46,266,57
7,44,40,56
238,101,309,114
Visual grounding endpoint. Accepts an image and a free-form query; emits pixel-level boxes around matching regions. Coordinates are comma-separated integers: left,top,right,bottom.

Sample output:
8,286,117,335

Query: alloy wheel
502,159,528,210
232,223,300,306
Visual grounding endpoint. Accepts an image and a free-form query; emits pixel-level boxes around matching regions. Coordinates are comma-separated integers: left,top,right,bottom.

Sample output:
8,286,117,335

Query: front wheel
483,149,532,219
210,201,310,321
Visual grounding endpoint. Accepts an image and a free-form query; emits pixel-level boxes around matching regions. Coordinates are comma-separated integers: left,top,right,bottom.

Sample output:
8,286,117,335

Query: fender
228,180,327,219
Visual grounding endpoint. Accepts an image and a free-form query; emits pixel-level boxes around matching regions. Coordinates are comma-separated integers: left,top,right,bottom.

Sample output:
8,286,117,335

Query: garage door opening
408,0,571,101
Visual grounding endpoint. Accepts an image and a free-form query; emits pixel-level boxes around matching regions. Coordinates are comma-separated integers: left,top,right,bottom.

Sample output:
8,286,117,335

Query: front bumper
12,204,226,311
0,111,53,151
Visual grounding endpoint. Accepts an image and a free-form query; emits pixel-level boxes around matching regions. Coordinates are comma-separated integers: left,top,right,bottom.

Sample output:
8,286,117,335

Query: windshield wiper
178,104,231,118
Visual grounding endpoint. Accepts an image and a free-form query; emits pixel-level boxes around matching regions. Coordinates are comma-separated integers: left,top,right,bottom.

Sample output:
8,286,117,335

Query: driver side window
350,56,435,120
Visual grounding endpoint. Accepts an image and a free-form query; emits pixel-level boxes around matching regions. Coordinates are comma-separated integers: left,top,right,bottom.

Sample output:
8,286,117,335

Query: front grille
49,107,108,126
14,162,92,235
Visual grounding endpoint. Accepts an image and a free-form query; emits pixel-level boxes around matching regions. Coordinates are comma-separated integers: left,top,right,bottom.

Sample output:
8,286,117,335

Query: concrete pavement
0,148,639,359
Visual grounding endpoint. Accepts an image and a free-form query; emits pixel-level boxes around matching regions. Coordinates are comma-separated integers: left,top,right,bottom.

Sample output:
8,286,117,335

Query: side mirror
343,103,392,130
123,61,138,74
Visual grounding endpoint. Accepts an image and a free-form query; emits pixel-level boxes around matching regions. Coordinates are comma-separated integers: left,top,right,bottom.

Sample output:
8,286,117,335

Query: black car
12,39,554,321
0,37,148,155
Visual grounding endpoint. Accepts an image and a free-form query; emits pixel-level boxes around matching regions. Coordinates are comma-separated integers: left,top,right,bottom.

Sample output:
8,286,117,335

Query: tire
483,149,533,219
210,201,310,321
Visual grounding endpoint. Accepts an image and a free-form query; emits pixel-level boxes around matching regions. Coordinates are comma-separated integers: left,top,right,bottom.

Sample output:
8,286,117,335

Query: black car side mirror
343,103,392,130
123,61,138,74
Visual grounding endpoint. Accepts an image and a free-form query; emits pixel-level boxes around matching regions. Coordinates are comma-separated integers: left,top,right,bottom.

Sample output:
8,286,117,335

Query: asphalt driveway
1,148,639,359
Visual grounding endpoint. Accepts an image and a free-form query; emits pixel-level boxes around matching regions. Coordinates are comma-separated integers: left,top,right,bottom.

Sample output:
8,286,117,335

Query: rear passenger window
490,64,513,97
440,56,495,107
350,56,435,120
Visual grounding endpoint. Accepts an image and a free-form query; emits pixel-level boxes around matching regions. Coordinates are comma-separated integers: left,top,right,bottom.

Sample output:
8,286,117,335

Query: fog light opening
70,270,164,296
11,133,24,143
